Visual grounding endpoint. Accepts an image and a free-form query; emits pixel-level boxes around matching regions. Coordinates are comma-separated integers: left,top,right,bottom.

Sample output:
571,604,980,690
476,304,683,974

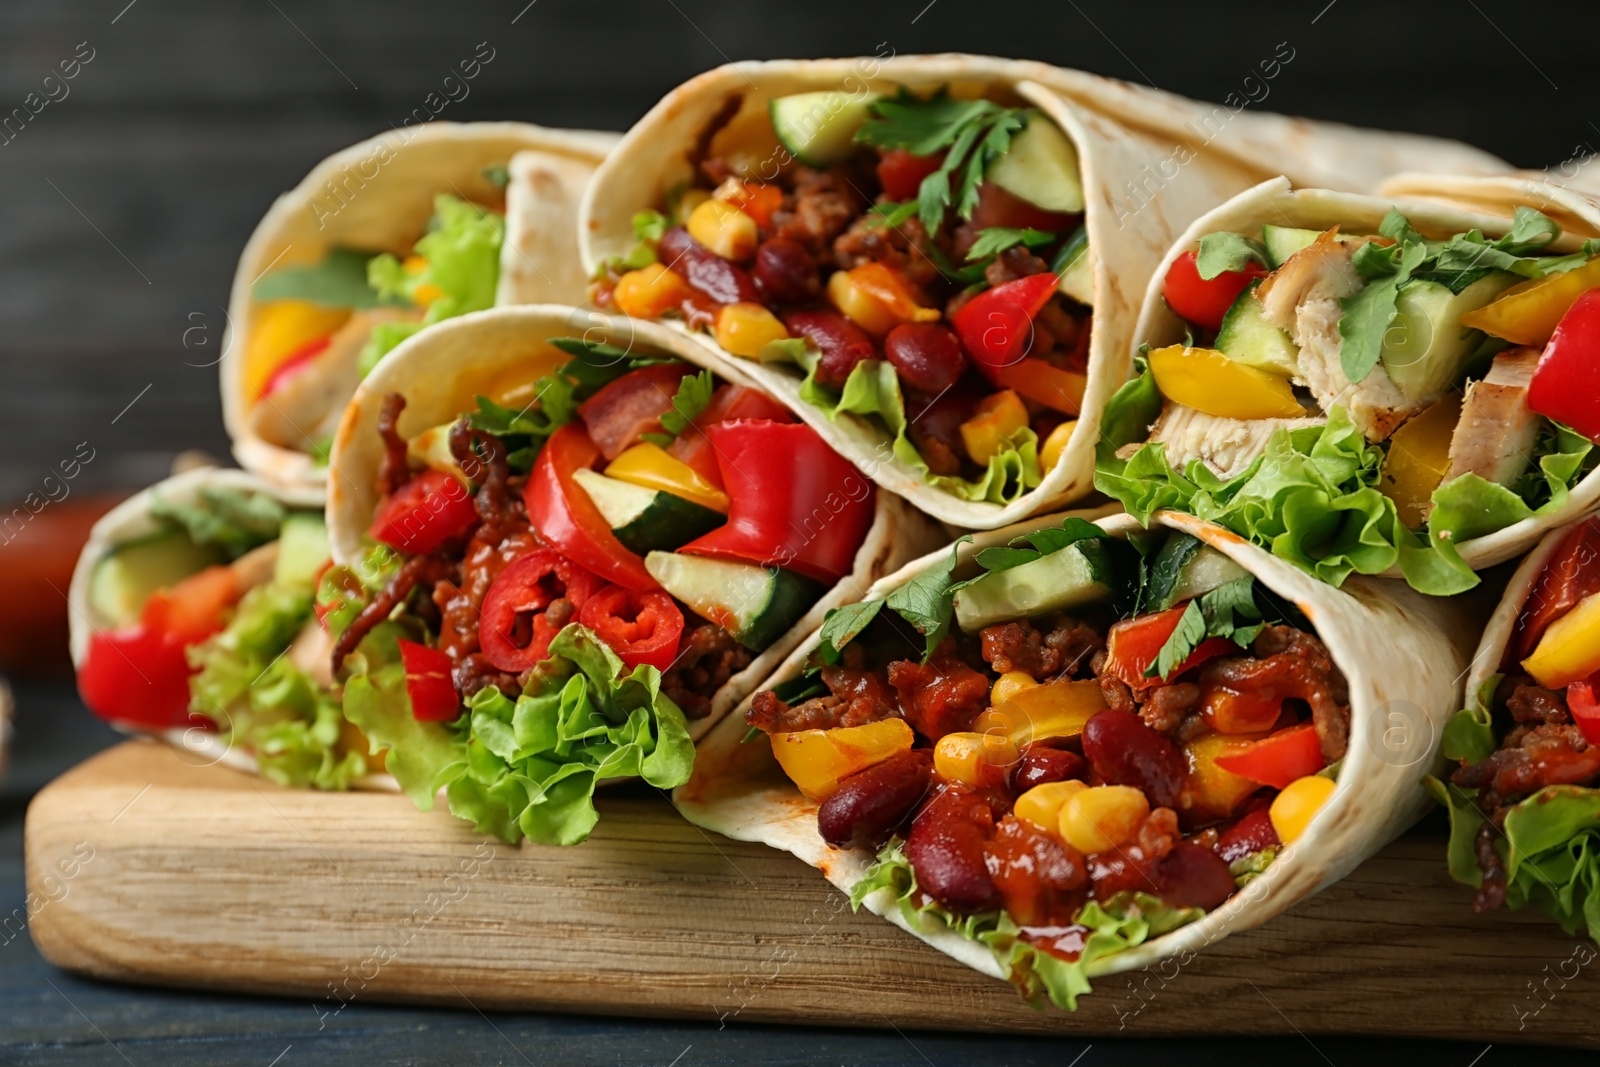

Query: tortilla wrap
1378,170,1600,242
64,466,403,790
674,508,1481,1002
578,55,1506,529
1117,175,1600,581
325,303,945,733
225,122,619,490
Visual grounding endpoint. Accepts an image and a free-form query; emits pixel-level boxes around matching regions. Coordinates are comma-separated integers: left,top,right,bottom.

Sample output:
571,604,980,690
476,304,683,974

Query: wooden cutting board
23,740,1600,1048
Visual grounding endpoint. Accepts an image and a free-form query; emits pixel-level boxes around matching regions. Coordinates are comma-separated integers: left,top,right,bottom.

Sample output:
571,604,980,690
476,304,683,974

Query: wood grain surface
23,740,1600,1049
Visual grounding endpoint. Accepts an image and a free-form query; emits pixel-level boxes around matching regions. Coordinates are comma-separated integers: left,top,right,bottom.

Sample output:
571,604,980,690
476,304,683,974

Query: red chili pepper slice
1528,289,1600,444
478,548,605,673
1213,722,1326,789
950,272,1060,372
677,420,875,585
577,585,685,673
369,470,478,555
1101,604,1235,690
398,639,461,722
524,423,659,592
1161,250,1267,332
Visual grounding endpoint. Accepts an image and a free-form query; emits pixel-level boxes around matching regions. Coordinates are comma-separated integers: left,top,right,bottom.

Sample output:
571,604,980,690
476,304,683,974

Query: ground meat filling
747,661,899,733
979,617,1102,679
1197,626,1351,761
376,392,412,497
662,624,754,720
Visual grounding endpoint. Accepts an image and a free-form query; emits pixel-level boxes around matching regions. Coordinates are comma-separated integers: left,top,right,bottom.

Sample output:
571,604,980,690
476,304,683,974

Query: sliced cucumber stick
645,551,820,652
574,468,724,557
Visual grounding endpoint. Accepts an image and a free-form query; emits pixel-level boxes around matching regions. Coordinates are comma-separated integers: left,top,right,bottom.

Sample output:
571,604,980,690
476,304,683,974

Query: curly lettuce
850,840,1201,1010
1095,362,1597,595
761,339,1042,505
358,194,505,375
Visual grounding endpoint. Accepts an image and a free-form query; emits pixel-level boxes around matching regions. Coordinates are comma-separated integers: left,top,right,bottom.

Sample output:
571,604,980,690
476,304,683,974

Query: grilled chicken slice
1258,231,1419,443
1146,403,1327,480
249,306,423,450
1442,347,1543,488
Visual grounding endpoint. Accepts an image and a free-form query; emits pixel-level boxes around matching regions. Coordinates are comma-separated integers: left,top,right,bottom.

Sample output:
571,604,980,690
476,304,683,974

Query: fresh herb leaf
656,368,715,440
633,209,669,243
965,227,1056,262
252,248,389,309
885,537,971,661
1146,577,1263,679
970,545,1040,573
469,396,552,438
1338,238,1425,383
482,164,511,189
868,201,920,229
1150,600,1207,680
1022,517,1107,555
1195,232,1268,280
150,488,286,561
816,599,886,665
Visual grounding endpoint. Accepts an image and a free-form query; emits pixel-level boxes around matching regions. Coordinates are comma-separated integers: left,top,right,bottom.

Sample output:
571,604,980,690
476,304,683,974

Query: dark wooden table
4,1,1600,1062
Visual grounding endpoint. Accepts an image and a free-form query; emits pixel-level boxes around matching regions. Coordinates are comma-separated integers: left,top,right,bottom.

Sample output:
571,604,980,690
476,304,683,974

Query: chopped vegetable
1528,289,1600,443
398,639,460,722
1268,774,1336,844
770,719,914,800
1146,345,1303,420
369,470,477,555
1162,250,1267,332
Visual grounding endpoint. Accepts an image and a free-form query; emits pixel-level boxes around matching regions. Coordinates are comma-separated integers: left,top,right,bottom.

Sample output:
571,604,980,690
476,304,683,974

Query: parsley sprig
641,368,715,447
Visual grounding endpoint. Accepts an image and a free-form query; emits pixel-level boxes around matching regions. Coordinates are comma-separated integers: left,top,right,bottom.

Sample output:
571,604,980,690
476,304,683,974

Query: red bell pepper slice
258,334,333,400
1102,604,1235,690
1528,288,1600,444
77,564,241,728
1162,250,1268,332
577,585,685,673
1512,516,1600,659
951,272,1060,372
577,362,692,462
398,639,461,722
1568,676,1600,747
478,548,605,673
678,420,875,585
987,357,1085,414
524,423,658,591
369,469,478,556
667,383,794,487
1213,721,1325,789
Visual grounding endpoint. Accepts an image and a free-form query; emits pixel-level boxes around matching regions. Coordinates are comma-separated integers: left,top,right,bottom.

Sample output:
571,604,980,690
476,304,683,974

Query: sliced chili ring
576,585,685,673
478,549,604,673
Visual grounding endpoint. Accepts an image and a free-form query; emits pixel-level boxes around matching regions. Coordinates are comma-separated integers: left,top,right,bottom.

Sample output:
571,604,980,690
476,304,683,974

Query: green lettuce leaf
149,488,287,561
357,194,505,376
189,579,363,790
764,339,1042,505
251,248,393,309
851,840,1202,1010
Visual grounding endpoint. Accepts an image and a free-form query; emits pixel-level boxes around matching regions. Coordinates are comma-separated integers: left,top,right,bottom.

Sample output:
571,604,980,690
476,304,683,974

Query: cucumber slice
1052,226,1093,306
574,468,725,557
1378,272,1522,401
88,529,224,627
274,512,330,588
645,551,821,652
769,91,878,168
407,421,470,483
986,111,1084,213
1261,225,1322,268
1216,280,1300,378
953,540,1115,632
1144,534,1250,611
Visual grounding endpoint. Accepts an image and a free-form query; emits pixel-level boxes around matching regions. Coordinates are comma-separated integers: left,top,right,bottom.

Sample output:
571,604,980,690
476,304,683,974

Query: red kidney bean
1082,710,1186,809
904,788,1001,914
1149,842,1236,910
782,308,877,389
883,323,968,395
1010,747,1086,793
817,749,932,850
752,237,820,305
1215,804,1280,864
656,226,759,305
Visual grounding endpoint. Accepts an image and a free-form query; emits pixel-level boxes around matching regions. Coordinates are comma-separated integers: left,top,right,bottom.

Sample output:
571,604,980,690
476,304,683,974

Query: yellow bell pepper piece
245,300,351,399
1269,774,1337,845
1040,419,1078,474
1179,731,1267,821
827,263,939,337
480,349,569,410
972,678,1107,747
686,199,758,261
959,390,1029,466
613,263,693,320
1380,395,1461,529
770,718,914,800
714,302,789,358
605,442,729,514
1460,256,1600,347
1522,590,1600,689
1148,344,1304,420
990,670,1038,707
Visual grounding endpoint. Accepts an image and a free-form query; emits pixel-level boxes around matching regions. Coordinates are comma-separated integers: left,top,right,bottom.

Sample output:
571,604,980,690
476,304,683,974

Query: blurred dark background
3,2,1598,1062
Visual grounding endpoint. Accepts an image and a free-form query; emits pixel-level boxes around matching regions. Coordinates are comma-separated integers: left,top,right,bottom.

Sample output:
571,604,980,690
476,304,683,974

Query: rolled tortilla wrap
675,508,1481,1008
579,55,1505,530
225,122,618,490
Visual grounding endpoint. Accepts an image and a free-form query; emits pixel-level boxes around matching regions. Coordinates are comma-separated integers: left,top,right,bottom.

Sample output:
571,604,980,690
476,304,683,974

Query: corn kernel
672,187,712,224
412,282,446,307
714,302,789,358
687,198,758,261
933,730,1019,786
827,268,900,336
402,254,429,274
1014,780,1086,832
1268,774,1337,845
991,670,1039,707
1041,419,1078,474
1058,785,1149,855
612,263,693,319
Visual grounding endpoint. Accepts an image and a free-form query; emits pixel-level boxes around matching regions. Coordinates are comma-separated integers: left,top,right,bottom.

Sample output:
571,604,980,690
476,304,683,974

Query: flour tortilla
578,55,1506,530
674,508,1481,993
1127,175,1600,578
225,122,619,491
325,304,946,735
